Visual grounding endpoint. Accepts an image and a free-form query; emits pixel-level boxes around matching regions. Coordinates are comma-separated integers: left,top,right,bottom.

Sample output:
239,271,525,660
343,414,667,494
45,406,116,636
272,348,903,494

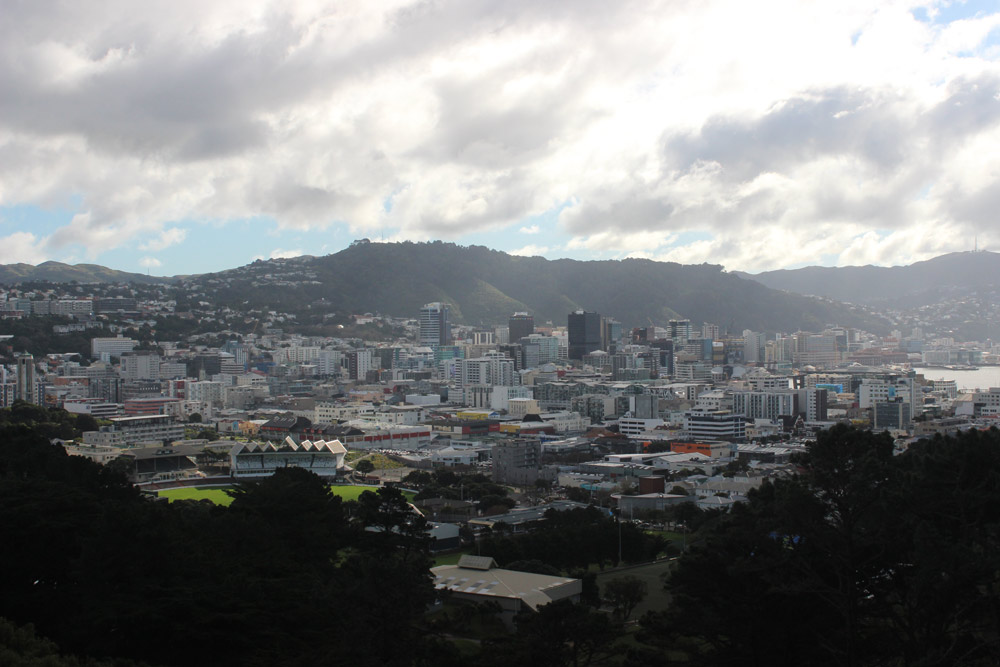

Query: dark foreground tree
479,600,619,667
603,575,647,622
0,422,438,667
644,425,1000,667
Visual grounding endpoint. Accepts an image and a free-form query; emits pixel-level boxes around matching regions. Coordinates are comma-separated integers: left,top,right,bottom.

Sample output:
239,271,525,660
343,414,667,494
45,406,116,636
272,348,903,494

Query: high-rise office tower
508,312,534,343
650,339,675,377
15,353,36,404
568,310,602,360
419,302,451,346
601,317,622,351
743,330,768,364
668,319,692,344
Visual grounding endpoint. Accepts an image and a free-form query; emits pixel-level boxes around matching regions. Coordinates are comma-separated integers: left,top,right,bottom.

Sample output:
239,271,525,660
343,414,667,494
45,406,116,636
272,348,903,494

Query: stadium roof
231,436,347,456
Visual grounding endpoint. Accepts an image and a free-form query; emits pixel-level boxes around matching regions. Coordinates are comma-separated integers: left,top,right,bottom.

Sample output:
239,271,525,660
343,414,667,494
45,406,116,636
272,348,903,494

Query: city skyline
2,1,999,275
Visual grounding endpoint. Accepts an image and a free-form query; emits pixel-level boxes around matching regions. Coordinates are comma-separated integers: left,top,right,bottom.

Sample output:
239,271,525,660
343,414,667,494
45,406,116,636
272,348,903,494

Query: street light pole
617,508,622,565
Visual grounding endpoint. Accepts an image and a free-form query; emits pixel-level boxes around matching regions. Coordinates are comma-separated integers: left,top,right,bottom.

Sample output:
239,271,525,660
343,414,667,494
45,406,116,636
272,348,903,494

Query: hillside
736,251,1000,306
188,241,891,333
0,261,173,285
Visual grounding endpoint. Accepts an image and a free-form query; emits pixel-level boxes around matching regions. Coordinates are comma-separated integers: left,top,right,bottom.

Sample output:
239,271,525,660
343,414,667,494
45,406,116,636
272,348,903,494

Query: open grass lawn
432,550,471,567
595,559,675,619
158,487,235,505
159,484,414,505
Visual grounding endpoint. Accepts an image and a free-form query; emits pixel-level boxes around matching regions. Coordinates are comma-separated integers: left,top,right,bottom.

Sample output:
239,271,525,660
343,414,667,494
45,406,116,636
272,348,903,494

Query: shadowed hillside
736,251,1000,306
190,241,891,333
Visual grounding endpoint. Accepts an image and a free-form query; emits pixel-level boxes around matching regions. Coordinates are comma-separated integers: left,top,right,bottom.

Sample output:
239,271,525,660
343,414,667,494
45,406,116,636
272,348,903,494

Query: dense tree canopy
3,412,999,666
477,506,666,571
642,425,1000,666
0,420,439,667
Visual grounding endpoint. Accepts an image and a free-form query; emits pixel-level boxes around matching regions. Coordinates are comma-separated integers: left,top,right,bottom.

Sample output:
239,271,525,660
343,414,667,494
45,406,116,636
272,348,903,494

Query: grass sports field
158,485,414,505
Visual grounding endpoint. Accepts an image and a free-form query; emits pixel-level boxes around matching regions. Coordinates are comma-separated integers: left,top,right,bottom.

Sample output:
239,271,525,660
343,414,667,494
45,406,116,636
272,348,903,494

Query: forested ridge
192,241,890,332
2,409,999,666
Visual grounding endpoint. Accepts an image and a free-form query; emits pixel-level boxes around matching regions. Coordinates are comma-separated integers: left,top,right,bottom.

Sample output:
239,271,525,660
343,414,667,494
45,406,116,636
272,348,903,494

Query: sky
1,0,999,277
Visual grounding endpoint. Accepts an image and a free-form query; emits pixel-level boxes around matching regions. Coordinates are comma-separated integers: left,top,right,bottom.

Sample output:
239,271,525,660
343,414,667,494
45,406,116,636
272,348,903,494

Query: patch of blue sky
912,0,999,25
95,217,339,276
0,203,76,236
982,24,1000,50
911,2,1000,58
669,230,714,246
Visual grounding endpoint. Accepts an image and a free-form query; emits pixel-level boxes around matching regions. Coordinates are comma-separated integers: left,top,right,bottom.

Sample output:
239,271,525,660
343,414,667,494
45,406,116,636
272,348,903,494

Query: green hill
191,241,891,333
0,260,173,285
736,251,1000,306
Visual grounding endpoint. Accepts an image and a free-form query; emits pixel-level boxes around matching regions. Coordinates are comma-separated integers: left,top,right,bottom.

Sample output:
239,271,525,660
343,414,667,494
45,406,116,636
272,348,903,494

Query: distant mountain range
182,241,889,333
14,244,995,334
0,261,173,285
735,251,1000,306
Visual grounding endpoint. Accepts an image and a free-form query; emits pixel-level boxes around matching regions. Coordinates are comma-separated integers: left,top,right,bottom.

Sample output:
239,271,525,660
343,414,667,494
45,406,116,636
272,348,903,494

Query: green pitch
158,484,414,505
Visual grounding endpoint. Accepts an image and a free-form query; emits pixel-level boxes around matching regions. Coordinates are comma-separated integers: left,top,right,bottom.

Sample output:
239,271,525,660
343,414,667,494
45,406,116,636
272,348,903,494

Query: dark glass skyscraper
567,310,601,360
508,312,534,343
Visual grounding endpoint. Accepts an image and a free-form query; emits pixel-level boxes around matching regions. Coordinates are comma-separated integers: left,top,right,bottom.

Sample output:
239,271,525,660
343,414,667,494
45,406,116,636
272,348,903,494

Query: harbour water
915,366,1000,392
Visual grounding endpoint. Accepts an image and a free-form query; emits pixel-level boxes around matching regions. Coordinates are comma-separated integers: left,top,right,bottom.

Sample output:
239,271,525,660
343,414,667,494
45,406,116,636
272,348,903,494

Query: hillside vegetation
191,241,891,333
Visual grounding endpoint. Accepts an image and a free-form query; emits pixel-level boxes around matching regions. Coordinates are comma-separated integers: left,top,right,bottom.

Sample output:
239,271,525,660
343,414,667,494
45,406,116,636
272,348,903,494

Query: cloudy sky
1,0,999,275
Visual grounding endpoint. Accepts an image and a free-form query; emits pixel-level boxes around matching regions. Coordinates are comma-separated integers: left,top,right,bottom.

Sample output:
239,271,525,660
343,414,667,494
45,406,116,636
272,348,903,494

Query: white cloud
509,244,549,257
139,227,187,251
0,232,47,264
269,248,303,259
138,256,162,268
0,1,998,270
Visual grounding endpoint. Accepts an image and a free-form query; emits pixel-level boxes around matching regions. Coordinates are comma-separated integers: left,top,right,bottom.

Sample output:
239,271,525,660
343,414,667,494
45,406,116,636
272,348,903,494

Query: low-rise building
432,555,582,628
82,414,185,448
683,409,746,441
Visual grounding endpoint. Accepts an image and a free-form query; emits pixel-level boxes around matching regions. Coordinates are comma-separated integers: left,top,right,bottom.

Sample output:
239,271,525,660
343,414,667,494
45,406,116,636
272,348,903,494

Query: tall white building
459,351,516,387
120,353,161,381
419,302,451,346
188,381,224,405
316,349,343,376
858,377,918,415
91,336,138,360
743,330,768,364
668,319,692,344
16,353,36,404
793,331,841,368
347,349,374,380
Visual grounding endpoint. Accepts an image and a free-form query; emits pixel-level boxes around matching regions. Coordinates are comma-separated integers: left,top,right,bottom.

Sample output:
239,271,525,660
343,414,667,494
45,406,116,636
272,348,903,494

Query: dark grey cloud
562,74,1000,242
663,87,915,180
1,1,999,270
